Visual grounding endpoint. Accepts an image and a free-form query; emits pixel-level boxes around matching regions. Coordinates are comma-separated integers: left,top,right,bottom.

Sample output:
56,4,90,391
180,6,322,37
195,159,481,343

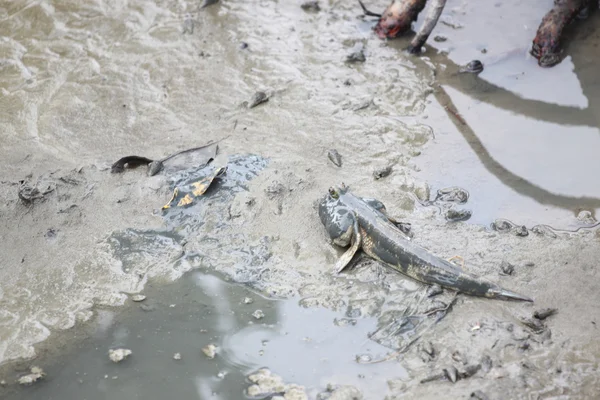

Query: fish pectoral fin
335,215,362,274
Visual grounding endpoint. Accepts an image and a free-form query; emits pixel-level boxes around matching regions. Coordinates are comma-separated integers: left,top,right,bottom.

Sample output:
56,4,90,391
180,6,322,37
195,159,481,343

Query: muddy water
2,270,400,400
1,0,600,398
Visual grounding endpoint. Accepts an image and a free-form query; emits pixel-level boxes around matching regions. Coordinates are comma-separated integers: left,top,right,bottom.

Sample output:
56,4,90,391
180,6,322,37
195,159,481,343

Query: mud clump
300,1,320,12
445,208,472,222
373,166,392,180
435,187,469,204
201,344,217,359
17,366,45,385
246,368,308,399
109,348,132,363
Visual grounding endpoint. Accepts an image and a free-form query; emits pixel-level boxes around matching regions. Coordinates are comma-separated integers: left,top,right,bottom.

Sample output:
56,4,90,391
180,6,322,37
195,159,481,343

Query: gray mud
1,0,600,399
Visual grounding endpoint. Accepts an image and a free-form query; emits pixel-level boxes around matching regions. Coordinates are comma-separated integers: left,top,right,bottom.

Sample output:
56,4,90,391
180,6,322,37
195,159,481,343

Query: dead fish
111,137,227,176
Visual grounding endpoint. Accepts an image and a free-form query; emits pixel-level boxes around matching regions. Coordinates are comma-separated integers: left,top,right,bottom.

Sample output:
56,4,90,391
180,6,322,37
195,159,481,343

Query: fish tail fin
495,288,533,302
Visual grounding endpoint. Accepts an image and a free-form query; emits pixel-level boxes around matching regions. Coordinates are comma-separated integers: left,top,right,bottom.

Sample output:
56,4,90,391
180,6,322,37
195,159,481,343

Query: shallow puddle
3,270,401,399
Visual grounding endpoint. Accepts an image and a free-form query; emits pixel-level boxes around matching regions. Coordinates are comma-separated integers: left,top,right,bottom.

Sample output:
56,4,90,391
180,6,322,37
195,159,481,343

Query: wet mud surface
1,0,600,399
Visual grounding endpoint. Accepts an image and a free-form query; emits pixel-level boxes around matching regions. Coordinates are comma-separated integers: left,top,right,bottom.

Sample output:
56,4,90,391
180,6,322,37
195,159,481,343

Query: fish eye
328,187,339,199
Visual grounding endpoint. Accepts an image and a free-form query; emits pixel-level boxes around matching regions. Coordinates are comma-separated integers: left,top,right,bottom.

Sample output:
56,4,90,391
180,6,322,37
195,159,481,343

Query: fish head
319,185,355,245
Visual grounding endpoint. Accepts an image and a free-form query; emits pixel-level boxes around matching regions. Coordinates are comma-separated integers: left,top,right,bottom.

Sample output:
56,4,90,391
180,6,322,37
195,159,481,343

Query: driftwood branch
407,0,447,54
530,0,588,66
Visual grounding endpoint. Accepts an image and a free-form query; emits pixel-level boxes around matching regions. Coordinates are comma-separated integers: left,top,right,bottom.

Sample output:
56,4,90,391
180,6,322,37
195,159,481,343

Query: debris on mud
317,384,363,399
530,224,557,238
18,178,54,204
499,261,515,276
173,352,182,360
247,91,269,108
327,149,342,167
17,366,45,385
445,208,472,222
576,210,596,224
108,348,132,363
426,284,443,298
520,317,545,333
252,309,265,319
131,294,146,302
300,1,320,12
421,363,481,384
470,390,490,400
246,368,308,399
111,140,221,176
202,344,217,359
243,297,254,304
373,165,392,180
419,341,436,362
434,187,469,204
433,35,447,42
534,308,558,320
161,165,227,210
491,219,529,237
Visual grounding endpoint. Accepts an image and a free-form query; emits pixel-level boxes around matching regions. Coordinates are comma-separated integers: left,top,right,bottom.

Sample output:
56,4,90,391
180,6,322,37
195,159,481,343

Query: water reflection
3,270,404,400
407,11,600,228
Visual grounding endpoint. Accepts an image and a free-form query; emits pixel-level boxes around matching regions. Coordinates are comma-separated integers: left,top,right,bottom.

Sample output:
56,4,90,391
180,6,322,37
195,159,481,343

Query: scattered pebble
243,297,254,304
480,355,493,373
202,344,217,359
17,366,45,385
534,308,558,320
445,366,458,383
300,0,320,11
327,149,342,167
0,379,6,386
252,309,265,319
217,371,226,379
109,348,132,363
248,91,269,108
500,261,515,276
131,294,146,302
433,35,447,42
169,304,176,308
373,166,392,180
470,390,490,400
173,353,182,360
445,208,472,222
240,42,249,50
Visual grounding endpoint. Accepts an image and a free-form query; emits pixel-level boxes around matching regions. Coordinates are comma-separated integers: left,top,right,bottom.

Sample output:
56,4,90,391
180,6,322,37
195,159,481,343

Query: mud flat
1,0,599,398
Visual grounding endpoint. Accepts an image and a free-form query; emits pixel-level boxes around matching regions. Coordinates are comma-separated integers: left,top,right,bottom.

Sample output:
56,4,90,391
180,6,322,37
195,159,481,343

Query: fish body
319,185,533,302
